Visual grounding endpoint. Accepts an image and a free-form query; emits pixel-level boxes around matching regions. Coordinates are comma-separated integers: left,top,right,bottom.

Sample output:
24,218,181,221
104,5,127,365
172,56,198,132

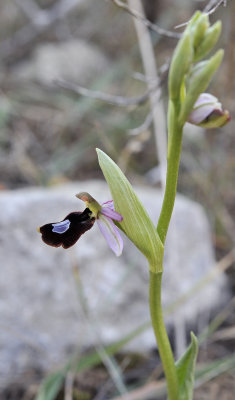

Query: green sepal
169,31,193,100
97,149,164,273
175,332,198,400
194,21,222,62
192,13,209,50
179,49,224,124
198,109,230,128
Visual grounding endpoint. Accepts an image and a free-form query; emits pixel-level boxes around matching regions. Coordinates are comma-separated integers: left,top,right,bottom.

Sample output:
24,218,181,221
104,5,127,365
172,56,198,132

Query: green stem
149,271,179,400
157,100,183,244
149,100,184,399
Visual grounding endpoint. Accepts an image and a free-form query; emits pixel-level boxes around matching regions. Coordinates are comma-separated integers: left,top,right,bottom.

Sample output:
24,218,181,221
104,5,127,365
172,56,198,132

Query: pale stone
14,40,110,85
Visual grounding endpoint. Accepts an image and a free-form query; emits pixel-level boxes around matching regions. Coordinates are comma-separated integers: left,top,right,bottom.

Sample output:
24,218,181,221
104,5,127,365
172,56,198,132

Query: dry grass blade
210,325,235,342
126,0,167,187
64,371,75,400
55,78,156,107
166,248,235,316
175,0,227,29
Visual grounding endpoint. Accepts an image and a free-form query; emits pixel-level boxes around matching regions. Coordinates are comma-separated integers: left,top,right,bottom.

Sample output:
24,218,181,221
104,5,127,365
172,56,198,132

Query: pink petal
194,93,218,106
101,207,123,222
188,93,223,124
102,200,115,209
101,201,123,221
97,215,123,256
188,104,215,124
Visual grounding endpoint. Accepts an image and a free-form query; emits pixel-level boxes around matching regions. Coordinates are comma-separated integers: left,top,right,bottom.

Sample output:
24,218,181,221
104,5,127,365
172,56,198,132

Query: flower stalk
157,99,183,245
149,271,179,400
148,98,183,400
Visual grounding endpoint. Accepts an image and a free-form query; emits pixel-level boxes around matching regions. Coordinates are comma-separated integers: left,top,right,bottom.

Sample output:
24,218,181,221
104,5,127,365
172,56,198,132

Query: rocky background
0,1,234,399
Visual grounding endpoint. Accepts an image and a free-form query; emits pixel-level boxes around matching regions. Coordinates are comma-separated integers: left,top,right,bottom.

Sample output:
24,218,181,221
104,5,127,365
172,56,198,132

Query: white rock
0,181,228,386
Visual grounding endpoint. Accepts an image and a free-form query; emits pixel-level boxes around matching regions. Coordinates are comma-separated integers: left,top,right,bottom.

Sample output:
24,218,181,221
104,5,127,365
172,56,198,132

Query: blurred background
0,0,234,399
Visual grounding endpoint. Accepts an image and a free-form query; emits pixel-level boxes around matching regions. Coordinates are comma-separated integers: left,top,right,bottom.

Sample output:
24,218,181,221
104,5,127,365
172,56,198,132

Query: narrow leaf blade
35,368,68,400
176,332,198,400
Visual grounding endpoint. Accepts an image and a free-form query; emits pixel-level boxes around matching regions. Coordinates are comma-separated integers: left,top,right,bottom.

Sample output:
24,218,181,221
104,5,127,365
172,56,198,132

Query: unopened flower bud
169,31,193,100
194,21,221,63
192,13,209,50
187,93,231,128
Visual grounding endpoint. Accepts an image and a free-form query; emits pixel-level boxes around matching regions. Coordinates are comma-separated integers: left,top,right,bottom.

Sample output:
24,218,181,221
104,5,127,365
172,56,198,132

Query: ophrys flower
38,192,123,256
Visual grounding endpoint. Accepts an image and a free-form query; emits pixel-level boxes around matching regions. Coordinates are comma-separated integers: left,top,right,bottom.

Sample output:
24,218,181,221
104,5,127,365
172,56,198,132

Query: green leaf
97,149,164,273
175,332,198,400
35,367,68,400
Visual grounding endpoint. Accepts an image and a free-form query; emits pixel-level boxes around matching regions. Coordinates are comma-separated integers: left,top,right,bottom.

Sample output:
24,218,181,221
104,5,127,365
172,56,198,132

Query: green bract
198,109,230,128
97,149,164,273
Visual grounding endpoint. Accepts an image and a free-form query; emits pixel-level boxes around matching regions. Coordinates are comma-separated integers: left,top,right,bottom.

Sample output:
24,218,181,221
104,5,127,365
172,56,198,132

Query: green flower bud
169,32,193,100
179,49,224,124
192,13,209,51
198,109,231,128
194,21,222,62
185,10,202,32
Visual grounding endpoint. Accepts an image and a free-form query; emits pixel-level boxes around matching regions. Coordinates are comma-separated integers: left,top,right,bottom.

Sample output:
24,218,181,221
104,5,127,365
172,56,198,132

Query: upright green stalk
157,100,183,245
149,271,179,400
149,99,183,400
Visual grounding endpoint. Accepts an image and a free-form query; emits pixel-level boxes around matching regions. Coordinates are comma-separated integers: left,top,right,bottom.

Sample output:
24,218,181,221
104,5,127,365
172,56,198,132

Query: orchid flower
38,192,123,256
187,93,231,128
78,194,123,257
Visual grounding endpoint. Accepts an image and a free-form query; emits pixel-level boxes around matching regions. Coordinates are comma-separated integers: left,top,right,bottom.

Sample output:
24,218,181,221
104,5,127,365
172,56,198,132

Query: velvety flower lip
188,93,231,127
38,208,95,249
38,193,124,256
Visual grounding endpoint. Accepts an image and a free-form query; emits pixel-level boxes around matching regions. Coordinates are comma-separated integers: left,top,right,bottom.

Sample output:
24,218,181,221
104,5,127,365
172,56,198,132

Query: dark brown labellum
39,208,95,249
